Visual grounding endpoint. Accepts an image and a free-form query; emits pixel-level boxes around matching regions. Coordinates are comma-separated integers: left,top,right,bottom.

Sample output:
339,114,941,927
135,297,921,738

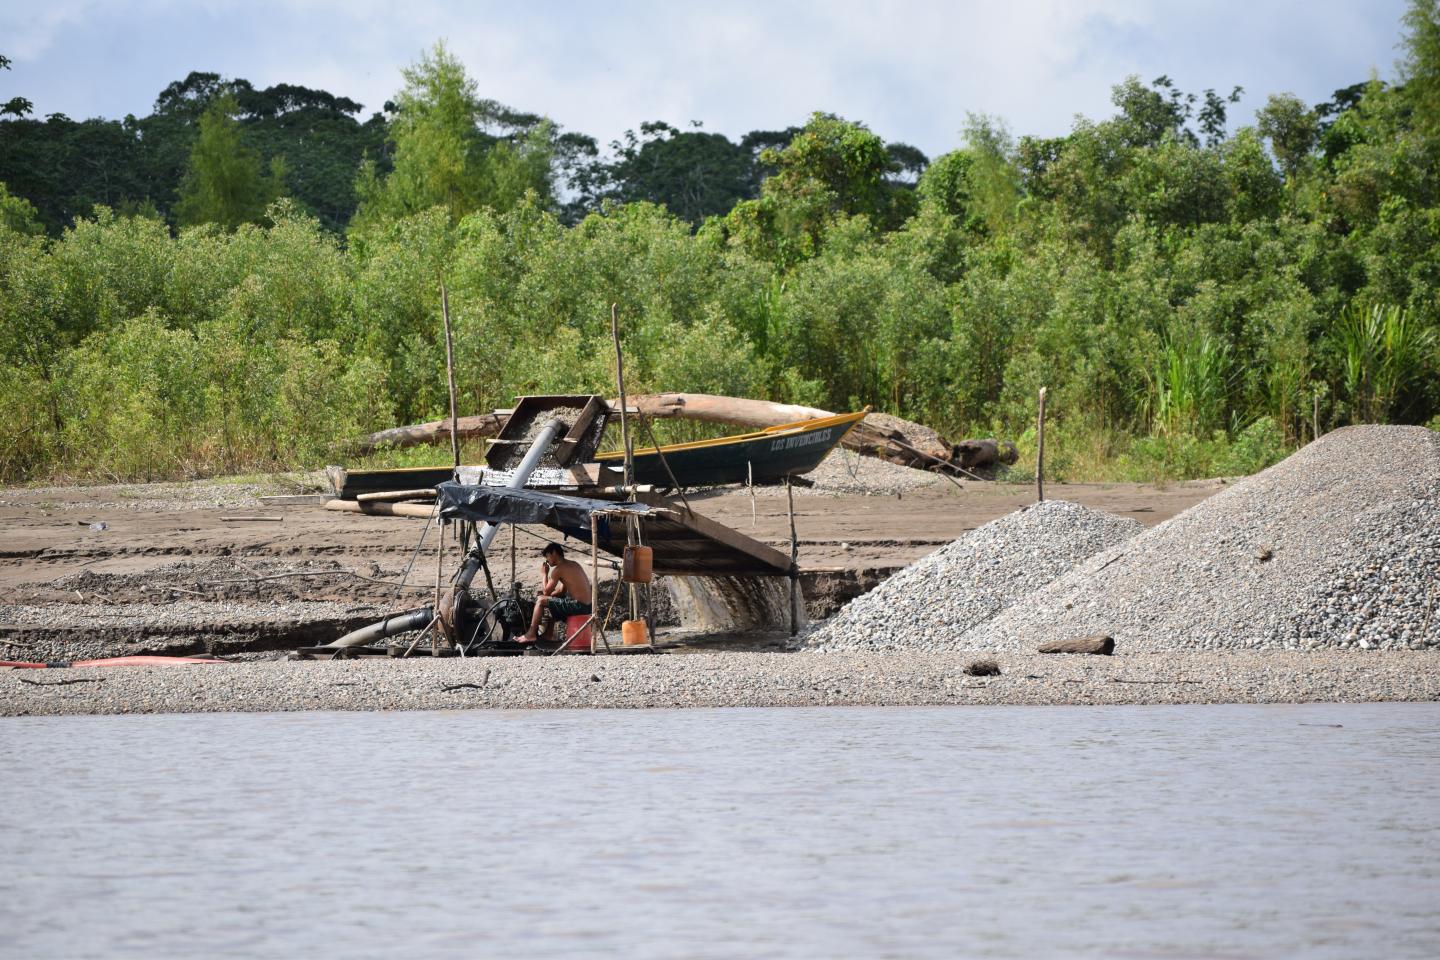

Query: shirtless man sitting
520,543,592,644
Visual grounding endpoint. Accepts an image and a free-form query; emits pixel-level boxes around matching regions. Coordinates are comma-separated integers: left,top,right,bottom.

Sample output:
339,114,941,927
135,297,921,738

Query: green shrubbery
2,12,1439,485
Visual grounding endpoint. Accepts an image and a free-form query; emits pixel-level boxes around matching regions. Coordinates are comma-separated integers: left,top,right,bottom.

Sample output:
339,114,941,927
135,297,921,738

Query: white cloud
1,0,1412,155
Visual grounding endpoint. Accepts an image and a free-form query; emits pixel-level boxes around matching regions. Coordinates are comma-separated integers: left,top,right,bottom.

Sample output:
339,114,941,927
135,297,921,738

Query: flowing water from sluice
665,575,805,632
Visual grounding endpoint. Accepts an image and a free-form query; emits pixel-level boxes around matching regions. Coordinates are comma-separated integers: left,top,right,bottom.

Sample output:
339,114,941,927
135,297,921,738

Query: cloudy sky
1,0,1413,157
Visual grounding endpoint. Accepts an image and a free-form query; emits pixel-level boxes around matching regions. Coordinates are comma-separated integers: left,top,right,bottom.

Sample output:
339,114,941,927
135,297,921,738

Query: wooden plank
651,505,792,573
355,488,436,503
324,499,435,519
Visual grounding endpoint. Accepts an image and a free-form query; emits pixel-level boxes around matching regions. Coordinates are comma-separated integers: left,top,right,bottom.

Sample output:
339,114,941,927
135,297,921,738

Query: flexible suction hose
329,607,433,649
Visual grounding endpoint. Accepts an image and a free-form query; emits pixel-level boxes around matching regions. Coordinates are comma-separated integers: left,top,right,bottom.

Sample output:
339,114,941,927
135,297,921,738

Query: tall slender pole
440,281,460,471
509,523,517,587
590,514,606,653
1036,386,1047,504
786,476,799,637
433,519,444,656
610,303,633,492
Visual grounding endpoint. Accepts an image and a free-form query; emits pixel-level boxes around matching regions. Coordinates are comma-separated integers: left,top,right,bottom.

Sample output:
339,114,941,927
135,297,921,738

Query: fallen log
349,412,506,455
349,392,1013,476
1038,635,1116,655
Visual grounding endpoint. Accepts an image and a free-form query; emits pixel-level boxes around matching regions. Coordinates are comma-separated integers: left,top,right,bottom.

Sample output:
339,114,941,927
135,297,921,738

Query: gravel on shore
970,426,1439,652
803,500,1140,651
2,650,1436,717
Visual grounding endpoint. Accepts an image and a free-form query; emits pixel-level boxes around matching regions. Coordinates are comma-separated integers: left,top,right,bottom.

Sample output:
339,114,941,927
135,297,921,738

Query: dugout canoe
593,410,868,488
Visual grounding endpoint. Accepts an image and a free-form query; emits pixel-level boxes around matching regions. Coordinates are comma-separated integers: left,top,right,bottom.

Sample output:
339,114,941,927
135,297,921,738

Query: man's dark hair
542,543,565,559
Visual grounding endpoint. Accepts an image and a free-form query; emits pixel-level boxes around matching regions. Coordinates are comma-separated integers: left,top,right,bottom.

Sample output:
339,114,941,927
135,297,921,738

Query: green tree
0,180,41,234
0,54,32,119
1256,93,1318,180
577,121,758,224
174,94,283,229
1399,0,1440,138
353,42,557,228
760,112,891,221
961,114,1021,234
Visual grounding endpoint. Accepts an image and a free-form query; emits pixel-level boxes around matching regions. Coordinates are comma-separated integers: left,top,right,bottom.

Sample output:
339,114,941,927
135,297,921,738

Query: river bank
4,649,1437,716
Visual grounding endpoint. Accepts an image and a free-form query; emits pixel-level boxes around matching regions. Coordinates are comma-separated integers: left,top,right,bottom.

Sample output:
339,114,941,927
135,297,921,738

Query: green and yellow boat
594,410,867,488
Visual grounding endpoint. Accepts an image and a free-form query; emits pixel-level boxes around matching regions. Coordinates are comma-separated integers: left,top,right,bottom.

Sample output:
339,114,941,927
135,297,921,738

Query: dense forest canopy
0,5,1437,484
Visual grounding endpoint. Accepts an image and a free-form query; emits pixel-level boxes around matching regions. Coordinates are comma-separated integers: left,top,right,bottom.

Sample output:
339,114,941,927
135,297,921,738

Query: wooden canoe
593,410,868,488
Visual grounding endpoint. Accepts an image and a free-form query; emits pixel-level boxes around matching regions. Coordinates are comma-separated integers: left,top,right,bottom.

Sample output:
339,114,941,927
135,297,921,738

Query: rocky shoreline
4,649,1437,717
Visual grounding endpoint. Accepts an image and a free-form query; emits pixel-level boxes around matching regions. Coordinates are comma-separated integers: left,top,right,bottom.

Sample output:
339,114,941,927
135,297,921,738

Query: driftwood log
349,413,507,455
349,392,1013,474
1038,635,1116,655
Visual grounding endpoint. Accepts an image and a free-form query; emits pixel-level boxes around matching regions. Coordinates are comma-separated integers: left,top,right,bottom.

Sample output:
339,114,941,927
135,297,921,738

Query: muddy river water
2,703,1437,958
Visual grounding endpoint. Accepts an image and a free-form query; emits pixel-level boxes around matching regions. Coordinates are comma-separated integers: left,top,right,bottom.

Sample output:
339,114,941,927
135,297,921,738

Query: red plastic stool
561,615,592,652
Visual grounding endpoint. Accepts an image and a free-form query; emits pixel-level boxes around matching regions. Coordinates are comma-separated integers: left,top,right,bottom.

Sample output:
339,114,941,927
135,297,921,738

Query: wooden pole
786,476,799,637
637,411,694,515
748,460,756,528
610,303,634,492
590,514,611,653
1312,393,1320,443
433,518,444,656
1036,386,1047,504
509,523,517,586
627,515,639,623
440,281,460,471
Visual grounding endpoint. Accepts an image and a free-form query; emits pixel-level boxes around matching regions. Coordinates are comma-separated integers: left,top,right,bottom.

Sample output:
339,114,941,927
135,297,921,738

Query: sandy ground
4,650,1437,717
0,471,1223,660
2,469,1434,716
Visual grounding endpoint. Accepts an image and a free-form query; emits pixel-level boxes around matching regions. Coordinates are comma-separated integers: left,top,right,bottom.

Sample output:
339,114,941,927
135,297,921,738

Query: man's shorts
546,597,592,619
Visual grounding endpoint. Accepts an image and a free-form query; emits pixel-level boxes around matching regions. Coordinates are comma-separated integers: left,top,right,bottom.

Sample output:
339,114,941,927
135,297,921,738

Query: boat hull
595,411,865,488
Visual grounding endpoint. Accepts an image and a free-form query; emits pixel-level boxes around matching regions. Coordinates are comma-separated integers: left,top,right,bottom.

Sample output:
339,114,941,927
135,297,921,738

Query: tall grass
1337,303,1436,423
1149,331,1230,437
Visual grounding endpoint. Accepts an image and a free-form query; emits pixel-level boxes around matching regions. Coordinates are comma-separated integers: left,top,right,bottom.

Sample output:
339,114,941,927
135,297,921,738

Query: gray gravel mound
969,425,1440,652
803,500,1142,651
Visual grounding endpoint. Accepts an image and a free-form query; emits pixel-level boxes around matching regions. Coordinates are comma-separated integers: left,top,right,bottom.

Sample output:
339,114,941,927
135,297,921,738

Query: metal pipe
325,419,566,652
457,417,567,587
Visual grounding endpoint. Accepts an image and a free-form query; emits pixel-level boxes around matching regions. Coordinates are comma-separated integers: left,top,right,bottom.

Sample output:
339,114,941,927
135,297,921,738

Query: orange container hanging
622,544,653,584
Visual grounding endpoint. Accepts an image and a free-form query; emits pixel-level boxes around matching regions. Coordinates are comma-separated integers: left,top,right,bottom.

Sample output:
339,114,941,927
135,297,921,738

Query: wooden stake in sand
1036,386,1047,504
748,460,756,528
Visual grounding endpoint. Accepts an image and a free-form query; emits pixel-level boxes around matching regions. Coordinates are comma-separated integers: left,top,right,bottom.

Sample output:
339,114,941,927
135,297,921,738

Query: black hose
327,607,433,649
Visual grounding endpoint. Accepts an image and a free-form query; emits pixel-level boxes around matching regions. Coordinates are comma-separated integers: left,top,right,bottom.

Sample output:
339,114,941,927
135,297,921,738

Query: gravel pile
734,449,946,498
802,500,1141,651
969,425,1440,652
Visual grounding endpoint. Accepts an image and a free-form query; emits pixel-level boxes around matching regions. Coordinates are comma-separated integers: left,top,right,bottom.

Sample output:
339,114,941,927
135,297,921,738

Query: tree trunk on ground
348,392,1013,475
347,413,506,455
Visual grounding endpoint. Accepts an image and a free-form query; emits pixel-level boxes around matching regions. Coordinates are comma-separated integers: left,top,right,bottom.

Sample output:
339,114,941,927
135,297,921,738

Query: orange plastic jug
623,545,653,583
